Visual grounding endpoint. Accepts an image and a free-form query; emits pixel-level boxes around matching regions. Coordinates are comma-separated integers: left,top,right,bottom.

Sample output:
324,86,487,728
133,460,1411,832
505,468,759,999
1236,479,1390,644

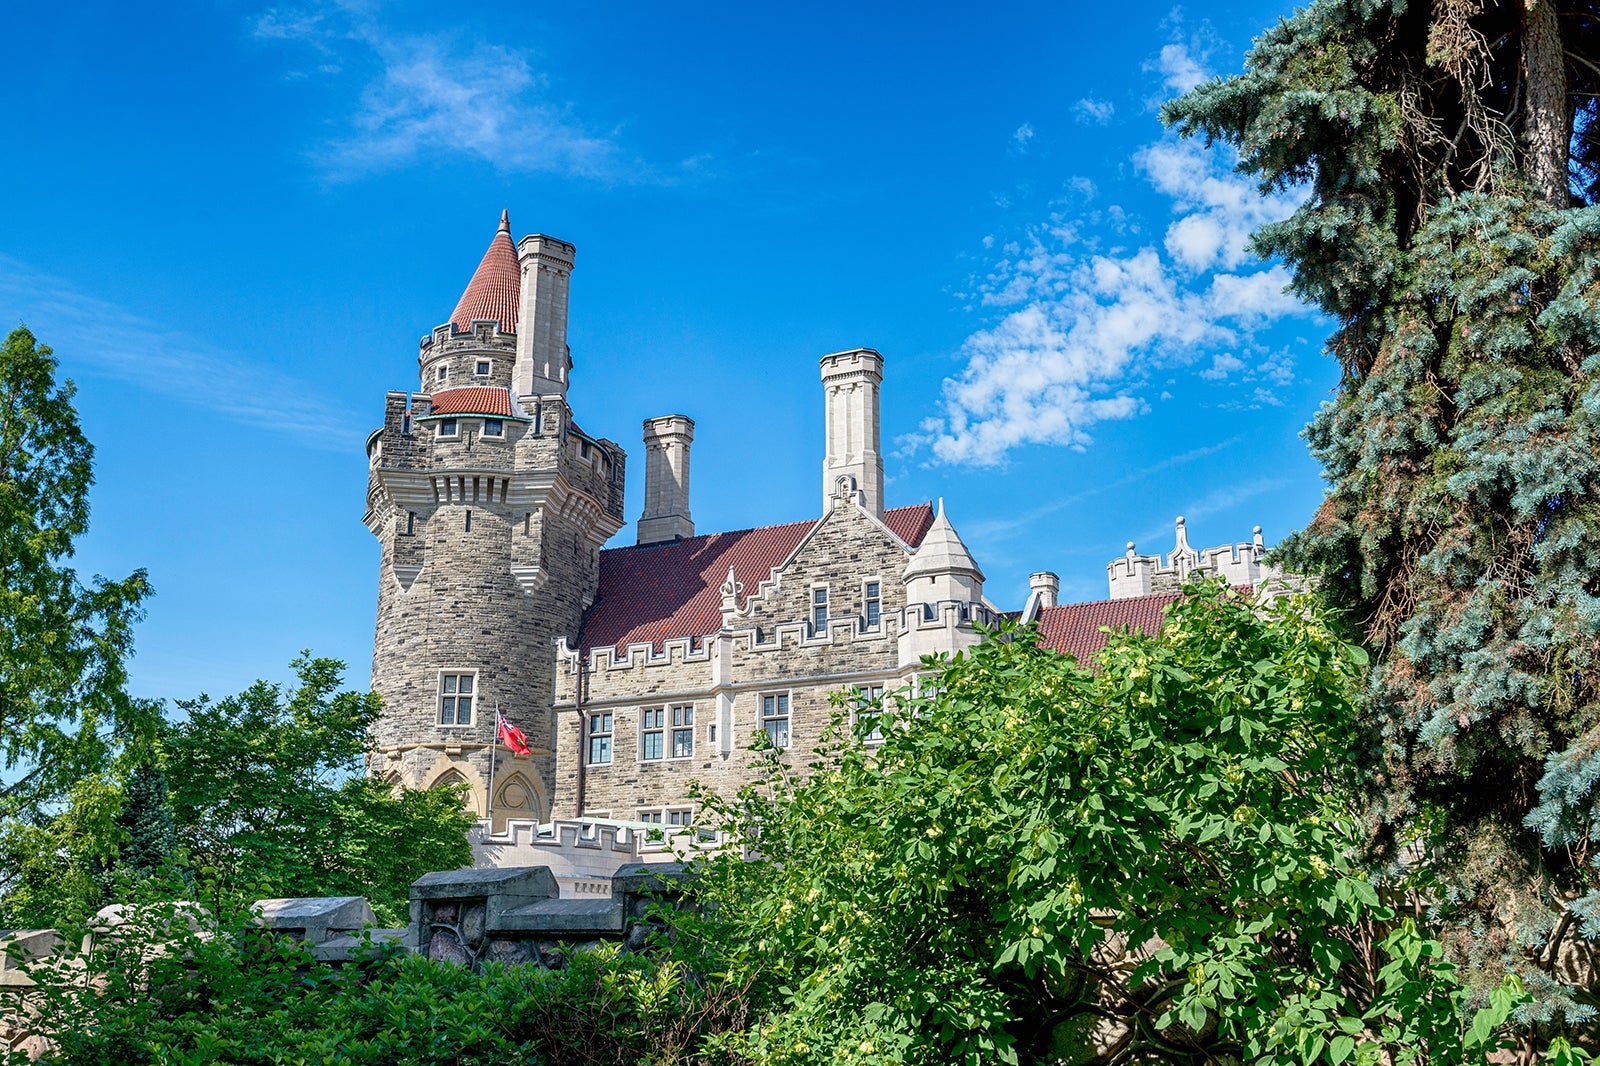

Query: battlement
469,816,706,897
1107,517,1279,599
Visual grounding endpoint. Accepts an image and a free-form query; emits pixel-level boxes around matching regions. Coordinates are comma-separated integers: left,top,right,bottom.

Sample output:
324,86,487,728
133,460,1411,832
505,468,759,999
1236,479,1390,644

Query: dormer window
436,365,449,382
438,419,459,438
483,418,504,438
475,360,492,376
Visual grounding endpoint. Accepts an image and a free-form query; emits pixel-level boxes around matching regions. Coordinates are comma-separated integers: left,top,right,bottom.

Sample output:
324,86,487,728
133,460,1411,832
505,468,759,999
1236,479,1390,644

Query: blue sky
3,0,1331,701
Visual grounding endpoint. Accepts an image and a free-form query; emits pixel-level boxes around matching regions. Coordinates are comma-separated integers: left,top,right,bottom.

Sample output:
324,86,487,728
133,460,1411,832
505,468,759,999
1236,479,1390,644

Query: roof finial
499,209,510,232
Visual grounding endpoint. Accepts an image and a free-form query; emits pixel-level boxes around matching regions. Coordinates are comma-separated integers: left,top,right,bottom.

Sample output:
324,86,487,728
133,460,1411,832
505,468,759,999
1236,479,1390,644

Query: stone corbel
510,565,548,595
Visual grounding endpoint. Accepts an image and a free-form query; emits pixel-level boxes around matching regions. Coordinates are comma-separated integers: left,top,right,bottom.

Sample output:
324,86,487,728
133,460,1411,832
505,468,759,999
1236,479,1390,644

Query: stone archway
490,770,544,831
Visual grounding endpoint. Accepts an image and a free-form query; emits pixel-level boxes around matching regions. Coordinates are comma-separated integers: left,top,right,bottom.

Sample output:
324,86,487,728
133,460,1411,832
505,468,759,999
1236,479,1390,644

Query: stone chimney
513,234,576,403
820,348,884,518
1029,572,1059,610
637,415,695,545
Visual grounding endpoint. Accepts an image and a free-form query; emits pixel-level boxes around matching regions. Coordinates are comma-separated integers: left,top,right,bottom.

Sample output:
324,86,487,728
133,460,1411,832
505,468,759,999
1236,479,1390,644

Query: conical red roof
449,210,520,333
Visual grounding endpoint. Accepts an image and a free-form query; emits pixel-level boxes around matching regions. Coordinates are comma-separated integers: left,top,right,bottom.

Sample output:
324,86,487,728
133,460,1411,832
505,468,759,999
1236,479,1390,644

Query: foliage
3,895,747,1066
679,588,1527,1066
1162,0,1600,1029
0,325,151,825
164,655,475,923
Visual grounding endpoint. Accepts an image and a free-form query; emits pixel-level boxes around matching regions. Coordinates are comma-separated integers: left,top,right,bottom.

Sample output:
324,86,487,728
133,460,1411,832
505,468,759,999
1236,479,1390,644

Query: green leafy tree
0,325,150,824
165,655,474,921
682,589,1524,1066
1162,0,1600,1031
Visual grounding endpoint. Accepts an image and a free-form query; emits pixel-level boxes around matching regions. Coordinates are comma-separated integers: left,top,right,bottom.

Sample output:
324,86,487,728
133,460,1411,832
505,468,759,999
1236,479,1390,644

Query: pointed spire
905,499,984,581
449,212,521,333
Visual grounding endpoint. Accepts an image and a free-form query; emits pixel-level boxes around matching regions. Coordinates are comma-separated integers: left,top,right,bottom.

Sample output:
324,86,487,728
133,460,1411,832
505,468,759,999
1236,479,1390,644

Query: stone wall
551,500,929,821
366,378,625,825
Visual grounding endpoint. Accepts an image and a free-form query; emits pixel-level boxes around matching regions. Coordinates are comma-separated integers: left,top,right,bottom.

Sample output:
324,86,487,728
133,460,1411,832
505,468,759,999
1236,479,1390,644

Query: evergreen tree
113,762,177,881
1164,0,1600,1033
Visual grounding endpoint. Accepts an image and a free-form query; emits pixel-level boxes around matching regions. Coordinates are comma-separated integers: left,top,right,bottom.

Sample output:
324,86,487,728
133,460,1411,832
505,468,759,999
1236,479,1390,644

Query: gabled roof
449,210,520,334
426,387,515,418
1033,585,1255,665
580,503,937,655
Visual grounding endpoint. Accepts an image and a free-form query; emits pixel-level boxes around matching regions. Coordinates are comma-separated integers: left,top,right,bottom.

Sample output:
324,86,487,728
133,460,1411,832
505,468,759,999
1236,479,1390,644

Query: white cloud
1012,122,1035,149
1140,139,1302,272
1155,41,1209,94
902,133,1313,467
253,3,630,181
1200,352,1245,380
1073,98,1115,125
0,255,359,448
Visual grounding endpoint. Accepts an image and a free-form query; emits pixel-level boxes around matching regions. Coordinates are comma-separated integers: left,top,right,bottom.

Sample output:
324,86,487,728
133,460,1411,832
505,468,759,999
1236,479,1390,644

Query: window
761,693,789,749
855,684,885,743
437,365,449,382
641,708,664,760
812,587,829,634
672,705,694,758
438,673,474,725
864,581,882,629
667,808,693,827
404,512,415,536
638,810,664,824
475,360,492,375
707,722,717,746
438,418,459,438
465,510,472,532
483,418,504,437
401,413,413,436
587,713,613,765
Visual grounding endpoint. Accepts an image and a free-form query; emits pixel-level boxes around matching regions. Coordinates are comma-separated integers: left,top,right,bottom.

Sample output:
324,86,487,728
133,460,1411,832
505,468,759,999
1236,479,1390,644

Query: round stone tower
363,211,626,827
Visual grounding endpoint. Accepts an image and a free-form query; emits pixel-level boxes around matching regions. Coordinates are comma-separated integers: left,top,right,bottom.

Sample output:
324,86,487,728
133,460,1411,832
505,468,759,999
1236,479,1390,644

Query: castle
363,213,1283,842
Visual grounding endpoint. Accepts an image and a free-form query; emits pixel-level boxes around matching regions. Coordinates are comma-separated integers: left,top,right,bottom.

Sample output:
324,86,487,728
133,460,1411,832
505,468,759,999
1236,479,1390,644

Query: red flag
497,713,532,756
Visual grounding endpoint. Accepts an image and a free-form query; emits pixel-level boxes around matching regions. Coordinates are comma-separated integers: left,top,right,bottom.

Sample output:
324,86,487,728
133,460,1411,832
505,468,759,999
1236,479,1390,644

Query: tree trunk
1522,0,1569,204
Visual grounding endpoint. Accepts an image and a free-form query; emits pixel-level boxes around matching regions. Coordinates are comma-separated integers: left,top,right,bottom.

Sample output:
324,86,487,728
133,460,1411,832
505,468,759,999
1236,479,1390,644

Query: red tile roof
1034,594,1179,665
449,211,520,333
580,503,937,655
426,387,515,417
1034,585,1255,665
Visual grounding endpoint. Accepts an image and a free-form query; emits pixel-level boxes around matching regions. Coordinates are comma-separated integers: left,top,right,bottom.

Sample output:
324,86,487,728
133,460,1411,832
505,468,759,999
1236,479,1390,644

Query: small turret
898,500,991,668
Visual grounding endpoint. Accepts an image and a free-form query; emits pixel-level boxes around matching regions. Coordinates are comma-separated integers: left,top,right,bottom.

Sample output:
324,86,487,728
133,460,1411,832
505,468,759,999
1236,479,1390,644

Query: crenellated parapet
418,321,518,394
1107,517,1280,599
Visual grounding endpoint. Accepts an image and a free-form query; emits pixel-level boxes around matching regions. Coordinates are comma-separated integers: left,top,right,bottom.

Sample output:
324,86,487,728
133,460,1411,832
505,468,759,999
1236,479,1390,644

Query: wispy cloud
961,435,1243,543
901,35,1315,469
0,255,360,448
1154,42,1210,94
252,3,634,181
1131,476,1291,548
1012,122,1035,150
1073,98,1115,125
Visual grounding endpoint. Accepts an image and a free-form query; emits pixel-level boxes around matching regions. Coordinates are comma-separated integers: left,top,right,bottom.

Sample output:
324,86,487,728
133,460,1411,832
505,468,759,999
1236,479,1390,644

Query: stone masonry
365,213,1285,860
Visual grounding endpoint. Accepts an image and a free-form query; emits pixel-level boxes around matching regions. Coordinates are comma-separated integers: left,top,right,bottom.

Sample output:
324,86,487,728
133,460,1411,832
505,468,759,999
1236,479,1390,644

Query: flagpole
487,702,500,835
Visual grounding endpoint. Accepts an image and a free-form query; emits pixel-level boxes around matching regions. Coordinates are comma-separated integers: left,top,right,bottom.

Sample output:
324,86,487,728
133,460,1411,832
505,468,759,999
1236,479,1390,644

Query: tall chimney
637,415,695,545
513,234,576,403
1029,572,1060,610
820,348,884,517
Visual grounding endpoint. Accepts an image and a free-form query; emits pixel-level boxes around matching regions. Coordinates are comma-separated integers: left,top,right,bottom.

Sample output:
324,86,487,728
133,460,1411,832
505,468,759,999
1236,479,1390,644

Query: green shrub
6,897,748,1066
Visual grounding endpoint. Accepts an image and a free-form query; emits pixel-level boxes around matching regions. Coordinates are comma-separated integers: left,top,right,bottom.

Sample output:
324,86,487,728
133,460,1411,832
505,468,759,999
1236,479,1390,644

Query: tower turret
820,348,885,517
898,499,991,668
364,212,626,830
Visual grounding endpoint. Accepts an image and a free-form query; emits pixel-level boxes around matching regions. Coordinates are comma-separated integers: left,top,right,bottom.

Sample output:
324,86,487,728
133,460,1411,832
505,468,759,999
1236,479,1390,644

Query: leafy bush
6,896,749,1066
681,586,1528,1066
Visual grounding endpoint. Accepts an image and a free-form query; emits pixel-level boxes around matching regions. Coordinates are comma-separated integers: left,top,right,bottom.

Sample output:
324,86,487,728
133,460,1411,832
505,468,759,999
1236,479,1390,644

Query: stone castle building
363,213,1283,840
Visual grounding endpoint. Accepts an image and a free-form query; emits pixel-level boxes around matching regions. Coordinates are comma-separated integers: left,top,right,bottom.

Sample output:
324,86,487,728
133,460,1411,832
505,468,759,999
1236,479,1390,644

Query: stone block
252,896,377,946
